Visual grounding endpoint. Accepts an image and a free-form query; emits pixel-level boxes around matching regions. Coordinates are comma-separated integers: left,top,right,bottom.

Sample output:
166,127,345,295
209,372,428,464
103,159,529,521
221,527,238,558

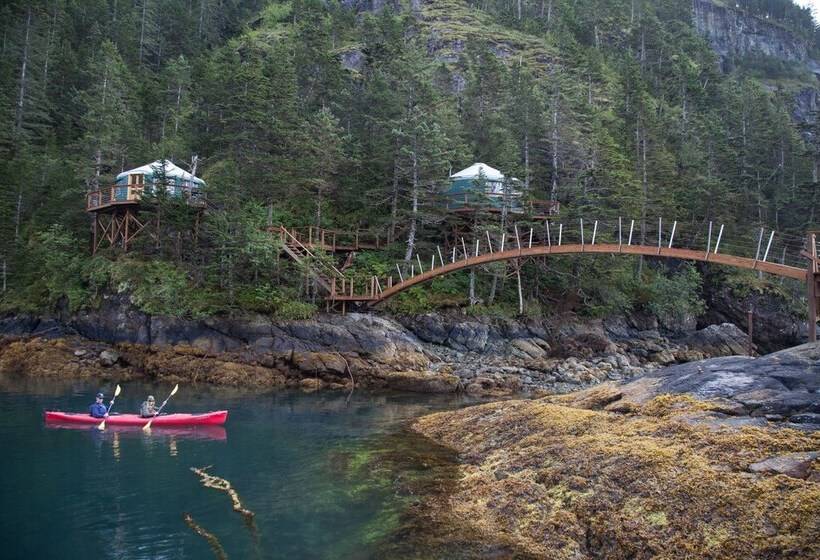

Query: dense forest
0,0,818,320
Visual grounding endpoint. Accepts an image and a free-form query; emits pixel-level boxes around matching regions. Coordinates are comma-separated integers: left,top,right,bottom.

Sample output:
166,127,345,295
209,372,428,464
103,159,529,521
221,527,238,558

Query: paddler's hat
96,392,104,399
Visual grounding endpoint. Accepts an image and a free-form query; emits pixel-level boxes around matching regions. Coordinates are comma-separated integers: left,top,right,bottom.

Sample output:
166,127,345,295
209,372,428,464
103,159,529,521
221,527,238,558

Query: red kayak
44,410,228,427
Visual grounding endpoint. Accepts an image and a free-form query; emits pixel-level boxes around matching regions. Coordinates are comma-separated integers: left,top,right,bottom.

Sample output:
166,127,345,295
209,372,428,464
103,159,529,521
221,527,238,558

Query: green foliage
2,225,92,312
642,264,706,324
0,0,814,321
388,287,437,315
235,284,317,319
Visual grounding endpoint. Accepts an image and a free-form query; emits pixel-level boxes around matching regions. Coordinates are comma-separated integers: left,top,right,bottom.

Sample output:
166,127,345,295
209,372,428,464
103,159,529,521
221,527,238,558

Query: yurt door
127,173,144,200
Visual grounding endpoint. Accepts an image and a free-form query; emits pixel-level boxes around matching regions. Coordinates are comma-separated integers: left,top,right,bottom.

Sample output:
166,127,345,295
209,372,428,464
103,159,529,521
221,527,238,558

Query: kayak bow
44,410,228,427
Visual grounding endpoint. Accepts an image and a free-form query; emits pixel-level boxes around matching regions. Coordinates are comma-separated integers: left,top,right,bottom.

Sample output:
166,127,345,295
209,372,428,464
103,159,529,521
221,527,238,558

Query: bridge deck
326,242,808,304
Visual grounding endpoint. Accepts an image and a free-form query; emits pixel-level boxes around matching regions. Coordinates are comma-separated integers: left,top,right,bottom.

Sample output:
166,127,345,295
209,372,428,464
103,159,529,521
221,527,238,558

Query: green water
0,378,470,559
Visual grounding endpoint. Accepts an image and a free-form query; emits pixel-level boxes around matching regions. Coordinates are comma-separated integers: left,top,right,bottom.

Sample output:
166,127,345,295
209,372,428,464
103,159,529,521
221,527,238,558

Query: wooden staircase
277,226,345,294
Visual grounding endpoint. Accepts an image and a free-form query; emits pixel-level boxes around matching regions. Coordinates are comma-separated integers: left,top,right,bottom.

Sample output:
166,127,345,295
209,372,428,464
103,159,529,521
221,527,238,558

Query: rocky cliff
692,0,812,66
0,295,764,395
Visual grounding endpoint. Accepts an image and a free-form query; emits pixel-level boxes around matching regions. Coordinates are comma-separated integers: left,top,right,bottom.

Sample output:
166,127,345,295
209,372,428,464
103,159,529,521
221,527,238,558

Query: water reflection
45,422,228,441
2,380,475,560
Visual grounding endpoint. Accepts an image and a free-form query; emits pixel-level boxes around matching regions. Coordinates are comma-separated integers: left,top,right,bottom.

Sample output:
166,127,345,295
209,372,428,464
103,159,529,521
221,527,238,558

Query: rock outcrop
563,341,820,428
0,292,771,394
410,343,820,559
692,0,812,66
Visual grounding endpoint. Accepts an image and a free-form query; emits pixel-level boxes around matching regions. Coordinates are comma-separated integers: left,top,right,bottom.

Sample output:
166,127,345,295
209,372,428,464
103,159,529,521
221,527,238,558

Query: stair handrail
279,226,345,279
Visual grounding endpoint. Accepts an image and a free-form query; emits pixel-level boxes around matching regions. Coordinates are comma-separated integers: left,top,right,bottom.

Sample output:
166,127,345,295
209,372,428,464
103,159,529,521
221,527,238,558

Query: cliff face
692,0,811,66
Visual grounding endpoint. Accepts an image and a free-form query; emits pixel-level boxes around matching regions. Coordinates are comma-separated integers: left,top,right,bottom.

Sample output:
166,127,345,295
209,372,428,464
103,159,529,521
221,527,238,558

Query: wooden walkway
270,226,387,252
274,223,819,340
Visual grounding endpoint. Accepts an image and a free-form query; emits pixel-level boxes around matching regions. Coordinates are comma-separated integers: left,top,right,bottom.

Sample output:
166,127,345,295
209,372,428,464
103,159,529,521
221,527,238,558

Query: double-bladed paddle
143,384,179,431
97,384,122,431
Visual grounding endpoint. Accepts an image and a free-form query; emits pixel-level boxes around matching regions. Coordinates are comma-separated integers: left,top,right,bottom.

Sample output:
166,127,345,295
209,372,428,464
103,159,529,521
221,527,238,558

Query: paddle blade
114,384,122,397
170,384,179,396
142,420,152,432
97,419,106,431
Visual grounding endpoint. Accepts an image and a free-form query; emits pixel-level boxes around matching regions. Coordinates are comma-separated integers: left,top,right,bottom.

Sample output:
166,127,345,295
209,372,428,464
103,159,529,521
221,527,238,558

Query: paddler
140,395,159,418
89,392,108,418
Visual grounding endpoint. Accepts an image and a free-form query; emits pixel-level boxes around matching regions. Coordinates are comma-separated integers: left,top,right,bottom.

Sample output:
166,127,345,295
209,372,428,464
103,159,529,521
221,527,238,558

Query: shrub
644,264,705,323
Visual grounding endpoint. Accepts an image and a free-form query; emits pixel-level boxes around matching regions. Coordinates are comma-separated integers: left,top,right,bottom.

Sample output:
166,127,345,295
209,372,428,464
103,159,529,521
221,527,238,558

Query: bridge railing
321,217,812,306
386,218,809,296
270,226,389,252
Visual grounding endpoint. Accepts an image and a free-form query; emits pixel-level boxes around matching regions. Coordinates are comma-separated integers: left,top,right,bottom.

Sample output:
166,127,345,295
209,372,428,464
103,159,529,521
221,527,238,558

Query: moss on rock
412,395,819,559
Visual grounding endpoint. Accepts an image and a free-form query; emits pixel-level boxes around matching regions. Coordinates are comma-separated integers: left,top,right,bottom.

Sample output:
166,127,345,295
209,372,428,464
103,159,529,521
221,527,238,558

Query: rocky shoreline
410,343,820,559
0,294,767,395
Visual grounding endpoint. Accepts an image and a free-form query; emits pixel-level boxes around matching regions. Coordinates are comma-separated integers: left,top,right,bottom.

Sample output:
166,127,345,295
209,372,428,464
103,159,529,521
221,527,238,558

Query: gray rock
684,323,750,357
749,452,818,479
790,412,820,425
99,349,120,367
693,0,809,66
601,342,820,423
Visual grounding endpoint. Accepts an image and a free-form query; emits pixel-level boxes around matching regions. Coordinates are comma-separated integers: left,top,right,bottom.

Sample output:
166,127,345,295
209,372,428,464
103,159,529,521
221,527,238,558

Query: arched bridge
275,222,819,340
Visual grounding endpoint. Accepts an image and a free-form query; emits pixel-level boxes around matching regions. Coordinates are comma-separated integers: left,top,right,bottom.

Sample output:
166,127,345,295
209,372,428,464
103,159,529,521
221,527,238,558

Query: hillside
0,0,818,322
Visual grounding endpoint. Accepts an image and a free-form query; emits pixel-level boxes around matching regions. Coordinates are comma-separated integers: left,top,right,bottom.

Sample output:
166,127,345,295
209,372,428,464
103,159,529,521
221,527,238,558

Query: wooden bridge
274,221,820,341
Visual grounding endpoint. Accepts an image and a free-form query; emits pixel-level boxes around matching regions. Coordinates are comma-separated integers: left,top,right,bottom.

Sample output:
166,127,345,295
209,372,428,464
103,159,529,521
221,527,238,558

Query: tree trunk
174,84,182,135
550,91,559,202
516,262,524,315
316,186,323,228
638,118,648,276
389,147,400,243
469,269,476,306
43,6,58,89
14,7,32,136
14,189,22,242
93,148,102,190
199,0,206,37
523,130,530,190
139,0,148,64
404,149,419,262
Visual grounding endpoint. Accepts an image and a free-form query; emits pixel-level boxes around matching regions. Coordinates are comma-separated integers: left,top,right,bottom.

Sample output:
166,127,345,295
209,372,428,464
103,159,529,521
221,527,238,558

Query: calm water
0,377,471,559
